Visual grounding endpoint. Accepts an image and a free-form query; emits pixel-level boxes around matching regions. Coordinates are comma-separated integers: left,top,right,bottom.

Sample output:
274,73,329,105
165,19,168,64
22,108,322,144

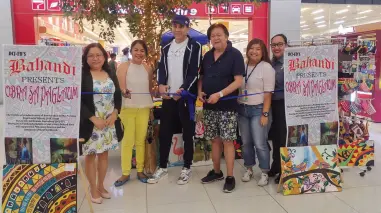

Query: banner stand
277,39,346,195
1,44,93,212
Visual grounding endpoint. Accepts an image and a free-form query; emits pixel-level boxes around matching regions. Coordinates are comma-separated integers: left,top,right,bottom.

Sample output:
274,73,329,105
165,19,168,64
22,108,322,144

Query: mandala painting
338,140,374,167
2,163,77,213
280,145,342,195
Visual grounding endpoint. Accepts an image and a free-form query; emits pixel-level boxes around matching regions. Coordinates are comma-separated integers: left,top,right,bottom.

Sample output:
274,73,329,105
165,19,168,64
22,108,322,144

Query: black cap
172,15,190,27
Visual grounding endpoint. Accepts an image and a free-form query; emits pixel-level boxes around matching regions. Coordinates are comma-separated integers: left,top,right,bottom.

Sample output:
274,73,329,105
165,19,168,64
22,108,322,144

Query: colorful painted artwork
280,145,342,195
2,163,77,213
338,140,374,167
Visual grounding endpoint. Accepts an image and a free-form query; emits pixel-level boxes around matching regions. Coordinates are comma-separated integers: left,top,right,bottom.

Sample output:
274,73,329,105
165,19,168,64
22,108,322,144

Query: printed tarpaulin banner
284,45,339,147
2,45,82,164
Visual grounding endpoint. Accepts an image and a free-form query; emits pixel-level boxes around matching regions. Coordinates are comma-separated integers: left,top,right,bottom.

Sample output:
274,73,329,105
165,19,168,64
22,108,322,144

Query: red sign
218,4,229,14
230,4,242,14
243,4,254,15
205,5,217,14
31,0,46,10
47,0,60,11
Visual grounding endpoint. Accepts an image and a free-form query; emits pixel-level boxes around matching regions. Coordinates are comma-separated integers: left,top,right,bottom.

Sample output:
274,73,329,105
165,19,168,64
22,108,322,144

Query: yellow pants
120,108,150,175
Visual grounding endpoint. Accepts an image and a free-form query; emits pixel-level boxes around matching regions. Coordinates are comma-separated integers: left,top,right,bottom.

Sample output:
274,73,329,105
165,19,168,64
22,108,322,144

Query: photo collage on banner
2,45,82,212
280,45,342,195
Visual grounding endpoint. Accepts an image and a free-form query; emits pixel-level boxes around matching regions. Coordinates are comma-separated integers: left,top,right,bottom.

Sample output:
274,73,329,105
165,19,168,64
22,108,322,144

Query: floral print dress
82,78,119,155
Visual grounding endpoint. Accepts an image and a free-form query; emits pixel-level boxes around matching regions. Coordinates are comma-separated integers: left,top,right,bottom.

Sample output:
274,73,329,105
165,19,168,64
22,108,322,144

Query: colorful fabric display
350,103,360,114
366,101,376,115
340,101,350,113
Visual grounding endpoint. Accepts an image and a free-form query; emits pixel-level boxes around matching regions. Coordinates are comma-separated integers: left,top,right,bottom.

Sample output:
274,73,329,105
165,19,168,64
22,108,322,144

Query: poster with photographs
284,45,339,146
2,45,82,164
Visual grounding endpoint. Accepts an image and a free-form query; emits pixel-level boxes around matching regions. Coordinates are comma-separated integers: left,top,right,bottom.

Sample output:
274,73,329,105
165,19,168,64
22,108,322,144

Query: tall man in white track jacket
148,15,202,185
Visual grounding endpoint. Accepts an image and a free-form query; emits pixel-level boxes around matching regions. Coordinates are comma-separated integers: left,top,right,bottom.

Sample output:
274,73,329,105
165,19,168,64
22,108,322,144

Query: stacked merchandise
337,40,376,173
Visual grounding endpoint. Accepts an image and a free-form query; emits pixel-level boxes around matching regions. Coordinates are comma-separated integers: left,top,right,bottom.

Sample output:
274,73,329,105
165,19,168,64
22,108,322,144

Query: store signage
338,25,354,34
230,4,242,14
243,4,254,15
47,0,61,11
205,5,217,14
32,0,46,10
284,45,339,147
29,1,256,18
218,4,229,14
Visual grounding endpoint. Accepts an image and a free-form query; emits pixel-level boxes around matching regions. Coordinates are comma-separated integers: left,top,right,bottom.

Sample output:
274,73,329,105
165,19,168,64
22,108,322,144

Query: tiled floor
1,104,381,213
76,123,381,213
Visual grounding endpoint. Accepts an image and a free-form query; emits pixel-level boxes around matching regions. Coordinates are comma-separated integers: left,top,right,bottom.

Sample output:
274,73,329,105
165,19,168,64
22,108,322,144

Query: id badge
240,88,248,102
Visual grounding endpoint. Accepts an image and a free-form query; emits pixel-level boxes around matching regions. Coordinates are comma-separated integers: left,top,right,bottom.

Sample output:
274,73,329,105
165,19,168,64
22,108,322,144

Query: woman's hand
105,110,118,127
90,117,106,130
260,115,269,127
197,92,206,103
122,89,131,99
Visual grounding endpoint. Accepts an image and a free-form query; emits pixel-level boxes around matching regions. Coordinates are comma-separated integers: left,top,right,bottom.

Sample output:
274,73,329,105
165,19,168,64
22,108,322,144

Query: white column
269,0,302,43
0,0,14,104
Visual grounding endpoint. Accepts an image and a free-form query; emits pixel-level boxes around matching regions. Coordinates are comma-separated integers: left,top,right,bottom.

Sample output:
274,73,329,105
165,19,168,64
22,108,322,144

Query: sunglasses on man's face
270,42,285,48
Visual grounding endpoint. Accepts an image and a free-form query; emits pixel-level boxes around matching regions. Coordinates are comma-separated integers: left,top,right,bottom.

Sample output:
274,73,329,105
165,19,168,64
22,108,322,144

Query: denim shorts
203,110,238,141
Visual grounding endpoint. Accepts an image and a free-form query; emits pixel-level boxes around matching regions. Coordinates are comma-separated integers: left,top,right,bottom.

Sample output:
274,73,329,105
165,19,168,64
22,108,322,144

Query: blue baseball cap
172,15,190,27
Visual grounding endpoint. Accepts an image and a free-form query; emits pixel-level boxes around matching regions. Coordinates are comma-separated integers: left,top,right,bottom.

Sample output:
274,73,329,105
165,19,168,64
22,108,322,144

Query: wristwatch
262,112,269,117
219,91,224,98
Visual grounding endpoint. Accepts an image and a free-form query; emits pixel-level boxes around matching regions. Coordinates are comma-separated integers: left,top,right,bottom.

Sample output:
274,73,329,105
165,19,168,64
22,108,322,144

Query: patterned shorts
203,110,238,141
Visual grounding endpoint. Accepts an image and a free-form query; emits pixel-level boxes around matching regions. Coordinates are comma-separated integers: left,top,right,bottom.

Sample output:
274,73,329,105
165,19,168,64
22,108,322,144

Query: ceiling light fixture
336,9,348,14
334,20,345,24
338,16,347,19
358,10,372,14
300,21,306,24
314,16,324,20
355,16,367,20
312,9,324,14
315,21,325,24
301,24,309,28
303,28,310,31
317,24,326,28
301,8,308,12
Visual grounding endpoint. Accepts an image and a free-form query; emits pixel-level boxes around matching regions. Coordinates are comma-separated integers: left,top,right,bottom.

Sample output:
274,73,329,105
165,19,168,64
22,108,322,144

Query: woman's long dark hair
246,38,271,64
82,43,111,74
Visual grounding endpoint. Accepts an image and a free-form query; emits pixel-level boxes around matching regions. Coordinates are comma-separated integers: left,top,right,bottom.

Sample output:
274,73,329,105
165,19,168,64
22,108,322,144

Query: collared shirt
200,41,245,111
272,56,284,100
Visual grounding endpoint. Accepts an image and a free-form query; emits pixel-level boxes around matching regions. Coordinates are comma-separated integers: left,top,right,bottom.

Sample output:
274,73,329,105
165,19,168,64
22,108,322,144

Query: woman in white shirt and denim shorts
238,38,275,186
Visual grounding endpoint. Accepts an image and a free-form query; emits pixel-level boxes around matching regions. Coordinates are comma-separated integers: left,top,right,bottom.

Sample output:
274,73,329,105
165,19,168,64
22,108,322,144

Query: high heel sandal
89,190,103,204
98,189,111,199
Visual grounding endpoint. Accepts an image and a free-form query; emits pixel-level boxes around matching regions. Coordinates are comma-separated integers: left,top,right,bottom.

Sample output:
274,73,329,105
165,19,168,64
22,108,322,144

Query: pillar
0,0,14,104
269,0,302,44
248,3,269,45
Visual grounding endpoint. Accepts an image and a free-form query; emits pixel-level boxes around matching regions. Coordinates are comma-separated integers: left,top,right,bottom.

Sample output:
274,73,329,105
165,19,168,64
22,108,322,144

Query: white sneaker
257,173,269,186
241,169,253,182
147,168,168,184
177,168,191,185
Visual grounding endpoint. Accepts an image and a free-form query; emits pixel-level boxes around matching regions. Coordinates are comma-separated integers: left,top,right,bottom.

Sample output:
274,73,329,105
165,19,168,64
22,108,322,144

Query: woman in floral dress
80,43,122,204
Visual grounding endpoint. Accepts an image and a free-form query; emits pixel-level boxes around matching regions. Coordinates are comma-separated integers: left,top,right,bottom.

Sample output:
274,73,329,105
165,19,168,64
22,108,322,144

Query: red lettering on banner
288,57,335,72
286,79,337,97
8,58,76,76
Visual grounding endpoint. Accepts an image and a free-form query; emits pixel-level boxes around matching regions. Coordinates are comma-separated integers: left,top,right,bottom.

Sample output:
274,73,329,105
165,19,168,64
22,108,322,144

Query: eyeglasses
270,42,285,48
87,54,104,59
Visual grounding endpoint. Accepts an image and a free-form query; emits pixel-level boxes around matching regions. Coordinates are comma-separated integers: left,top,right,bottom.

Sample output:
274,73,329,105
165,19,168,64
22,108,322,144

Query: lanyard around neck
245,62,258,84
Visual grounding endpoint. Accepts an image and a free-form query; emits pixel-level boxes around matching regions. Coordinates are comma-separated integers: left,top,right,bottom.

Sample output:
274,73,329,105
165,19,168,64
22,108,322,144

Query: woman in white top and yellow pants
238,39,275,186
115,40,153,186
